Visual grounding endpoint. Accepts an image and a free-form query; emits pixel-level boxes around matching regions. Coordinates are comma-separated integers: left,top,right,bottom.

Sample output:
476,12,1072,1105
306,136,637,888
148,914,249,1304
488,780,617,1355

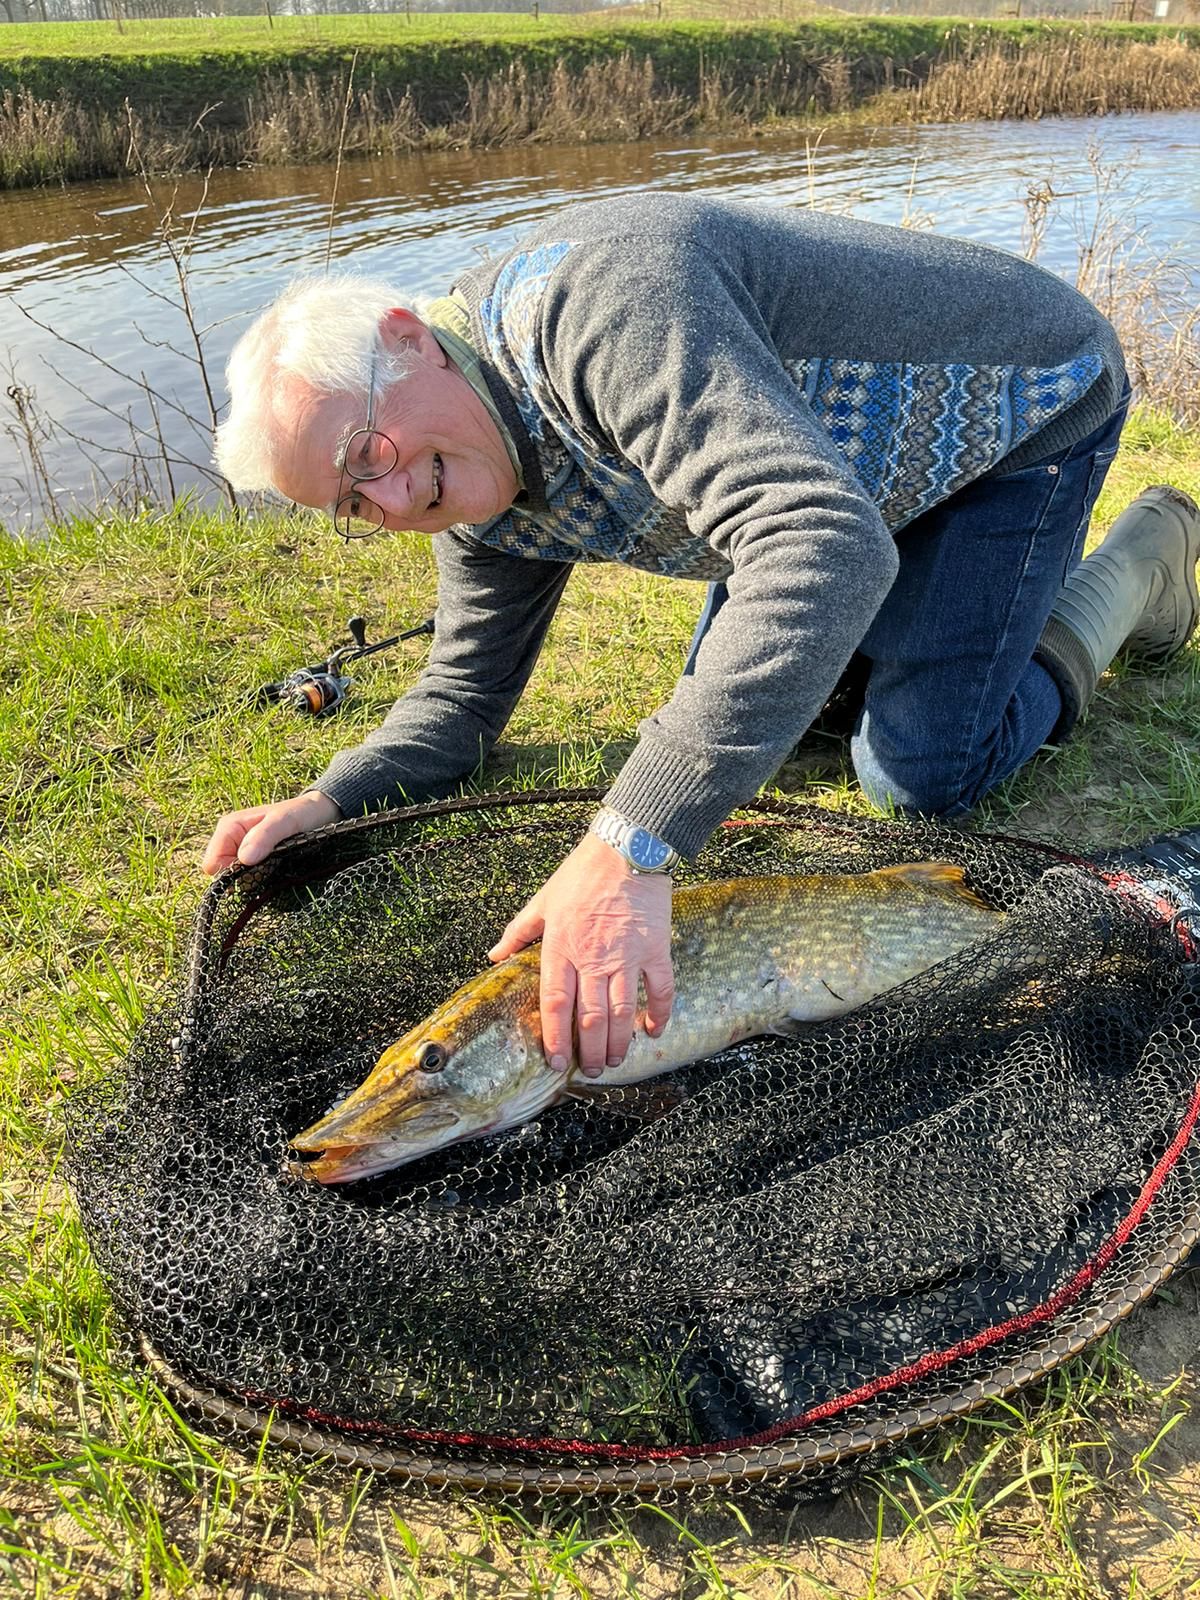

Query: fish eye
419,1042,447,1073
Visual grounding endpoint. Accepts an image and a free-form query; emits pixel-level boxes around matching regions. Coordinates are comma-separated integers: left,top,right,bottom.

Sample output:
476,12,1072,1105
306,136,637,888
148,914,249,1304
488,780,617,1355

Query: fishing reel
257,614,435,717
273,667,353,717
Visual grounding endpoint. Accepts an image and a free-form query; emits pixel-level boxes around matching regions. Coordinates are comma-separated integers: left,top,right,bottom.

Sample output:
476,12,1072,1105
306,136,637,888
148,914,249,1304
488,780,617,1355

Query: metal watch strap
588,806,679,875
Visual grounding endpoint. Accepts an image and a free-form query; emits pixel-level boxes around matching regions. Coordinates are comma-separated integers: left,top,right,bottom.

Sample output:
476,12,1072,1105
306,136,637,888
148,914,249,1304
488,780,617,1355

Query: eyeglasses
333,345,398,542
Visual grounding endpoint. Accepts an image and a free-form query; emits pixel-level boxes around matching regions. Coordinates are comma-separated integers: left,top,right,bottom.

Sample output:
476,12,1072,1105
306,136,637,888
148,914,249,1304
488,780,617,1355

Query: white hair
213,272,435,493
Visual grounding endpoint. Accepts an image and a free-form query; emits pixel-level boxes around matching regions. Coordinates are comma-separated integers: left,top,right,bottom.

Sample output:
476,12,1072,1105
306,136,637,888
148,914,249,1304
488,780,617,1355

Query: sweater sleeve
540,237,901,859
312,529,572,817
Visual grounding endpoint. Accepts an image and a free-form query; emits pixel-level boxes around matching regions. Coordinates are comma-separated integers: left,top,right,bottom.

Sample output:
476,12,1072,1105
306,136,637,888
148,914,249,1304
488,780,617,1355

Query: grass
2,408,1199,1595
1,13,1198,186
0,10,1184,60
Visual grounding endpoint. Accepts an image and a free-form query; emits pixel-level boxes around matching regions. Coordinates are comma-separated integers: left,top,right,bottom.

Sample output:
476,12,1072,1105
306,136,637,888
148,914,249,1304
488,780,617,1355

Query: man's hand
201,790,342,876
487,833,674,1078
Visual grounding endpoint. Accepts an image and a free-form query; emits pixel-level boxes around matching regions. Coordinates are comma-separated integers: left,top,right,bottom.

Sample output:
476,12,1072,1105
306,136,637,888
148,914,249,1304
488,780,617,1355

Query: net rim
130,788,1200,1496
139,1200,1199,1497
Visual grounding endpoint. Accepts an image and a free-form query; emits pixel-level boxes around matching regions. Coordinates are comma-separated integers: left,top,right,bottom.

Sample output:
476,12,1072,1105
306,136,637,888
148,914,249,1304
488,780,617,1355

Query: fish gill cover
64,792,1200,1501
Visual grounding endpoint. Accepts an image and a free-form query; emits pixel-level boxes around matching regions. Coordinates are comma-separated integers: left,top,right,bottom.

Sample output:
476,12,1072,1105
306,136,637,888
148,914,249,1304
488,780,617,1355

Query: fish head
289,954,544,1183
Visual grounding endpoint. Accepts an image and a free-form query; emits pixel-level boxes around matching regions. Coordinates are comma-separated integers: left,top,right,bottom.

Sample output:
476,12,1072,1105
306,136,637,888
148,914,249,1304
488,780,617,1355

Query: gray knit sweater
314,195,1125,858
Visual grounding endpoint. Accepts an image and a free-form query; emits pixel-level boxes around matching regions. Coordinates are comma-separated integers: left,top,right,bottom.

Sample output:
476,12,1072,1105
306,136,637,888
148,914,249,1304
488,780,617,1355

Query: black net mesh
65,791,1200,1500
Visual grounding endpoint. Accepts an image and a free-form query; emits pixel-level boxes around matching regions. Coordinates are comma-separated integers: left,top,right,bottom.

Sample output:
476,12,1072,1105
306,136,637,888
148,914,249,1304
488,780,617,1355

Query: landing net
65,791,1200,1499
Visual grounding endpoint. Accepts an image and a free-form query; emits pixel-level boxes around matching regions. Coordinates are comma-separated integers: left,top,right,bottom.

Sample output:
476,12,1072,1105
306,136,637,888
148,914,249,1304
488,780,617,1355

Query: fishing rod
251,613,436,717
80,612,436,771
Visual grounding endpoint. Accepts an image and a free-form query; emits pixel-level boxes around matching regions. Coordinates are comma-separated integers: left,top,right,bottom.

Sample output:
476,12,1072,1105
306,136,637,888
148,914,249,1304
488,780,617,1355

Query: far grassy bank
1,14,1199,187
2,406,1200,1594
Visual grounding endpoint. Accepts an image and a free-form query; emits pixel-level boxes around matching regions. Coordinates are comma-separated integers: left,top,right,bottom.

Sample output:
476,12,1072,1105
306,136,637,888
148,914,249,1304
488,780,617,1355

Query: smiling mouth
429,453,443,511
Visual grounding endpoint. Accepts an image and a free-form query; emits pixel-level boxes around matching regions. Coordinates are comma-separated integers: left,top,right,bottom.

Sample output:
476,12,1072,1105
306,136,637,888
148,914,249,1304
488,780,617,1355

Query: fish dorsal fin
874,860,997,913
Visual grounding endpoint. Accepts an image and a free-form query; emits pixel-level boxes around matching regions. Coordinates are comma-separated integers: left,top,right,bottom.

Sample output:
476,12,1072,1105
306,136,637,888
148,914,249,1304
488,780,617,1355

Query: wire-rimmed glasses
333,347,398,542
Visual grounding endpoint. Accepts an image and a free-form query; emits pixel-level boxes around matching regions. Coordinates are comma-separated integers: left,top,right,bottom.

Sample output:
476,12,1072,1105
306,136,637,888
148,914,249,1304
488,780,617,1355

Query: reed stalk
2,32,1198,188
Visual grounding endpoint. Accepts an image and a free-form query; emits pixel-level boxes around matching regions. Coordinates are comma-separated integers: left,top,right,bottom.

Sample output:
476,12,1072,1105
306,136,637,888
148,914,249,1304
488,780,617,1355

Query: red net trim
231,1076,1200,1464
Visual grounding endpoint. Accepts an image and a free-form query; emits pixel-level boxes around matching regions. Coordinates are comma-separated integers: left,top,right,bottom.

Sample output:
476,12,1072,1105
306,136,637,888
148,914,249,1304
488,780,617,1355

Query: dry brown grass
3,34,1199,185
896,34,1200,121
244,71,425,164
0,87,203,185
245,55,697,159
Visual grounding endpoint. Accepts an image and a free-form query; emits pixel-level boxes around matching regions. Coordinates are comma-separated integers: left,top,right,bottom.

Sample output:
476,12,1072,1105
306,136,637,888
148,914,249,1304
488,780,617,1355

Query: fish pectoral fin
766,1017,810,1038
565,1081,688,1122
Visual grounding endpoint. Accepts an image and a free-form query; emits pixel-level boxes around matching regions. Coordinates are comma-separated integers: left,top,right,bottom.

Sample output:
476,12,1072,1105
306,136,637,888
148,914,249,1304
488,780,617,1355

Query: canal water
1,108,1197,525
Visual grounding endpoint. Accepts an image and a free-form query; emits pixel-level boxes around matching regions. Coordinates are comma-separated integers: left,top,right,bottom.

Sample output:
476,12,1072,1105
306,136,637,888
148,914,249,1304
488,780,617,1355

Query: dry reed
244,72,424,164
3,35,1199,187
460,54,693,144
1033,145,1200,427
897,36,1200,121
0,87,195,186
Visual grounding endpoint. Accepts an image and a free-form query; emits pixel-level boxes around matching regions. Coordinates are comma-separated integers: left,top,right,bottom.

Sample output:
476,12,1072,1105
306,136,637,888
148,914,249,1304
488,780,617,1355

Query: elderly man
207,194,1199,1082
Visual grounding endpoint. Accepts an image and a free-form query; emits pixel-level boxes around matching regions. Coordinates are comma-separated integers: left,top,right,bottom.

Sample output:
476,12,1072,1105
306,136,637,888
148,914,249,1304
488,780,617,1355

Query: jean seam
953,463,1064,803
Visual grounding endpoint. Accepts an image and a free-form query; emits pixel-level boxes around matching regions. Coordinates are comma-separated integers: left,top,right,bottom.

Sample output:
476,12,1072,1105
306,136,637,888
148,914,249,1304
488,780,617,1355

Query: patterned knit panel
478,242,731,579
476,244,1103,567
480,242,574,455
785,355,1103,529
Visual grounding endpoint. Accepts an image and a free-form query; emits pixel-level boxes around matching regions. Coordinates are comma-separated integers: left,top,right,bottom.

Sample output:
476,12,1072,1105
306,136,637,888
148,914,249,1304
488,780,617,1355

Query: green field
1,9,1183,59
2,407,1199,1596
3,12,1198,189
0,9,556,56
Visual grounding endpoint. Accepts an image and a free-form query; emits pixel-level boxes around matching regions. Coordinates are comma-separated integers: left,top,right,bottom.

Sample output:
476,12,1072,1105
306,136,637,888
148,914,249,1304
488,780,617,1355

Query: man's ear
379,307,446,366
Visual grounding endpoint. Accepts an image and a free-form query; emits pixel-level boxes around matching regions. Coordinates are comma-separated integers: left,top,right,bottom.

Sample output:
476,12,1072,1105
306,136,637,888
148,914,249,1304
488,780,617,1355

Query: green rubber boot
1035,484,1200,736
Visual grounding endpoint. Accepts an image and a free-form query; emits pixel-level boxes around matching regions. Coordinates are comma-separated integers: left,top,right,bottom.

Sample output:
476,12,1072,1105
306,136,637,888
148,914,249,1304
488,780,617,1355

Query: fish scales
291,861,1003,1183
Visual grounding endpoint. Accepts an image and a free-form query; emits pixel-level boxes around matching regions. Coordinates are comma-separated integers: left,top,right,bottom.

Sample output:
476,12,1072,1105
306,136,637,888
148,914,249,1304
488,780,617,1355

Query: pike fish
291,861,1003,1183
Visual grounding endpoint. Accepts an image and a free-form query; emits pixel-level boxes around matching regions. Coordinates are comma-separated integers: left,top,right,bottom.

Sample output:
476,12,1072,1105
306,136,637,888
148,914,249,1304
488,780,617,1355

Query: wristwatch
588,806,680,875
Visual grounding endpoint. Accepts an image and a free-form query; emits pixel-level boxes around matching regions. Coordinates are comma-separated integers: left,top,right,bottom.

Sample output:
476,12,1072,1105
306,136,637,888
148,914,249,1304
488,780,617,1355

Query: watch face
627,828,672,871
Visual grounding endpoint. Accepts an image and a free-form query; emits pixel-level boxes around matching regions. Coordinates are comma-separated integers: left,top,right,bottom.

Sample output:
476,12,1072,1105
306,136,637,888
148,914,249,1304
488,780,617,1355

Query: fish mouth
286,1113,464,1190
292,1134,451,1185
290,1094,463,1182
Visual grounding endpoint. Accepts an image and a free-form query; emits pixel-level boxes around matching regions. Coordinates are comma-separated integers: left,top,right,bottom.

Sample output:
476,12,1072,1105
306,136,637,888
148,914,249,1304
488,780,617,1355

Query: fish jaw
296,1114,469,1184
293,1055,564,1183
290,952,555,1180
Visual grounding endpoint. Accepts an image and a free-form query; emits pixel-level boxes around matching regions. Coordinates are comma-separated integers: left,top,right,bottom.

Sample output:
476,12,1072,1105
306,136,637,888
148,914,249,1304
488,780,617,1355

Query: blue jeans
683,394,1129,818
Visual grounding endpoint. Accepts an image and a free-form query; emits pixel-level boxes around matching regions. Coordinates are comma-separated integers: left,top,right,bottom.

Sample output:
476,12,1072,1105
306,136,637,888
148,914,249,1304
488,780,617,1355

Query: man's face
272,309,518,535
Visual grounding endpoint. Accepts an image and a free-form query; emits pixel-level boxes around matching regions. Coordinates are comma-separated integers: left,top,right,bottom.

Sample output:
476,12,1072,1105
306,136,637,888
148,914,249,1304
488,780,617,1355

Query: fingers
539,951,577,1075
606,969,639,1069
641,957,676,1038
544,965,644,1078
488,902,545,964
575,970,612,1078
201,791,341,876
544,960,668,1078
201,812,259,876
237,806,313,866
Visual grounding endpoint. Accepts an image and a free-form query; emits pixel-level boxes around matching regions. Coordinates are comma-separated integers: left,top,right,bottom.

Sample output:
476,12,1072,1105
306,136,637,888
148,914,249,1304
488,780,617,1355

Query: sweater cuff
310,753,425,820
603,740,747,861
